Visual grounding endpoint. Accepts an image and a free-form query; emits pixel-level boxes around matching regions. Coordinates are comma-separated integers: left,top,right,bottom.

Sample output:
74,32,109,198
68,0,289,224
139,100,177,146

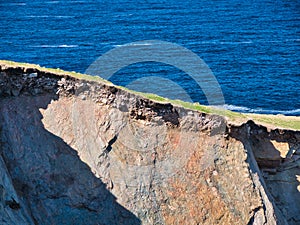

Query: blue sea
1,0,299,115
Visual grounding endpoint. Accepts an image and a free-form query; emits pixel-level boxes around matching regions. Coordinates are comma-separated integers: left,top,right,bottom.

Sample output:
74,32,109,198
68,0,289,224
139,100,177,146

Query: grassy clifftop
1,60,299,130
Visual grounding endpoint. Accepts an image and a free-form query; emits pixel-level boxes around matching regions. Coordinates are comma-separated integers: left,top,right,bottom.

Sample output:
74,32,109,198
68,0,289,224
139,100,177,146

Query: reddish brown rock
0,63,298,225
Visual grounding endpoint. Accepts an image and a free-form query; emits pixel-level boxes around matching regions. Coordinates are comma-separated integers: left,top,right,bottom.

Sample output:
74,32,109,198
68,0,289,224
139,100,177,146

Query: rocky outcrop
230,122,300,225
0,63,299,224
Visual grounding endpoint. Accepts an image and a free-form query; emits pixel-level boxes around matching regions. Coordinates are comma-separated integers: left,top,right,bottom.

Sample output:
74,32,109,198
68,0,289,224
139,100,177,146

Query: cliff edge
0,61,299,225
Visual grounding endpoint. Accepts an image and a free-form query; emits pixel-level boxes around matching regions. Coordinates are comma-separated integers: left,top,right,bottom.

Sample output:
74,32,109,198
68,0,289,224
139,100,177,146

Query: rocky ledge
0,61,299,225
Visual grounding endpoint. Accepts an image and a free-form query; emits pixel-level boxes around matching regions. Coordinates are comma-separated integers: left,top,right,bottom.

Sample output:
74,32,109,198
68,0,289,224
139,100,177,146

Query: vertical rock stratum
0,61,299,225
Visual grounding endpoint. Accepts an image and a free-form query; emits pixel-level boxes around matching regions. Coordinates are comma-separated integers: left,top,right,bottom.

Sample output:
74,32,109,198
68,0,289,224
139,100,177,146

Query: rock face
0,64,299,224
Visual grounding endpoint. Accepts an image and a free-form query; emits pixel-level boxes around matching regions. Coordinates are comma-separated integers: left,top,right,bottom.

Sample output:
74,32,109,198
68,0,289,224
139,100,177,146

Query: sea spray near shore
223,105,300,116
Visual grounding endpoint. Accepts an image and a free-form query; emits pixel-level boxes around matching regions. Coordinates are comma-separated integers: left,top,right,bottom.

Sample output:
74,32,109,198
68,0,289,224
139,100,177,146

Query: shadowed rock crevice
230,121,300,225
0,94,141,225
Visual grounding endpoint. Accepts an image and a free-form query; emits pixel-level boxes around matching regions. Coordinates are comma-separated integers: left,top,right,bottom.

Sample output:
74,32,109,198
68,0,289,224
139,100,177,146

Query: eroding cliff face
230,123,300,224
0,64,299,224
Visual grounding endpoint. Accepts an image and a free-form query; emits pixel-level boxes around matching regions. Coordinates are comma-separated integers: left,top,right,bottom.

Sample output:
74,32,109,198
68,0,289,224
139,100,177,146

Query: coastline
1,59,299,131
0,59,299,224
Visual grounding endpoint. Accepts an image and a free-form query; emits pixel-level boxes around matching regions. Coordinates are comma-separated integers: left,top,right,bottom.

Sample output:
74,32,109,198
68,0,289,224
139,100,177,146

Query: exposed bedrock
0,64,299,224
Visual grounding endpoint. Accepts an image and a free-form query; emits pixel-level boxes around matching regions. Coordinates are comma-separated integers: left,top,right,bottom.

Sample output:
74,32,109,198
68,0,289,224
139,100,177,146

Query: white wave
114,39,298,48
222,104,300,115
8,3,26,6
31,45,78,48
25,15,74,18
55,16,74,18
198,39,299,45
113,43,153,48
222,104,251,112
68,0,85,3
198,40,253,45
26,16,50,18
219,41,253,44
286,39,300,42
267,109,300,115
58,44,78,48
45,1,59,3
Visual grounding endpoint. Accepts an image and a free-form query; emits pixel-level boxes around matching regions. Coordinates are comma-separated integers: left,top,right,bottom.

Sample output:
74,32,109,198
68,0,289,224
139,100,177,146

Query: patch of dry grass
1,60,299,130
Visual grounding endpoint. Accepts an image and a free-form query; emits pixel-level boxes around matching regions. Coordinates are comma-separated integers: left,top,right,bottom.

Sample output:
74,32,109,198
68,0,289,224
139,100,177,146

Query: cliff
0,61,299,225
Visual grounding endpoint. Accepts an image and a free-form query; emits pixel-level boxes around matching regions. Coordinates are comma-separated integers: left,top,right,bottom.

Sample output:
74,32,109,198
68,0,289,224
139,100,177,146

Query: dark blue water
1,0,299,115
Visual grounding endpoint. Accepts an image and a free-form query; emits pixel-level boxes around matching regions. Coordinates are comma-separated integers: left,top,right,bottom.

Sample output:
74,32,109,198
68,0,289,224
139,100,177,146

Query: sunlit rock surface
0,63,299,224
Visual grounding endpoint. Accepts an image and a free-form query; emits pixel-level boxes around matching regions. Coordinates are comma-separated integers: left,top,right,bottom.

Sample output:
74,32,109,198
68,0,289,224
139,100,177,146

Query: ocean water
1,0,299,115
